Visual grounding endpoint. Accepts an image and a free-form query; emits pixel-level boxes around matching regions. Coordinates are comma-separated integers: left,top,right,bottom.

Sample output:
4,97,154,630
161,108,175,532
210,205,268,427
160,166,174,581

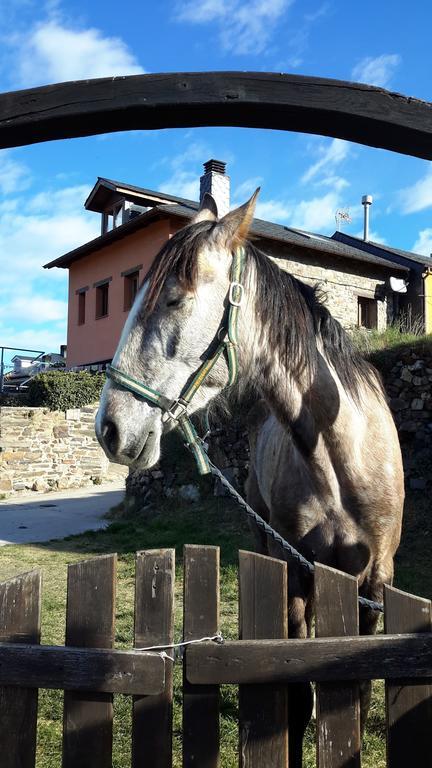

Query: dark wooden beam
0,72,431,158
187,633,432,685
0,643,165,695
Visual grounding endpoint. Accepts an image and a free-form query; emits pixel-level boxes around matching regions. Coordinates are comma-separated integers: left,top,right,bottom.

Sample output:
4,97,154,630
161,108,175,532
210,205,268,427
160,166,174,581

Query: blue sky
0,0,431,361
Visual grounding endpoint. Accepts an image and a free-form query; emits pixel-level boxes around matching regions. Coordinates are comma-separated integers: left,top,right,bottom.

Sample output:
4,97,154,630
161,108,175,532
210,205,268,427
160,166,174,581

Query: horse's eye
166,297,182,308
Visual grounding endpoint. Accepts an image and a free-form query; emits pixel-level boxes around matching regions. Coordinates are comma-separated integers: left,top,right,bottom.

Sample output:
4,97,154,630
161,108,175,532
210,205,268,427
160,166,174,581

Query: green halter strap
106,247,246,475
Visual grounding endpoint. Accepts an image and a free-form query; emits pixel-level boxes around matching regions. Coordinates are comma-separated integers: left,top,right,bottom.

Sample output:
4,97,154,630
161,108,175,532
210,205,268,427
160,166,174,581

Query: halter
106,246,246,474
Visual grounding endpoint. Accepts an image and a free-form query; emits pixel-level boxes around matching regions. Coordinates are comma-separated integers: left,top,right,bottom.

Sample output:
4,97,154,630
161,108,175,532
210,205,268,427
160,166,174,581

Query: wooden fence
1,545,431,767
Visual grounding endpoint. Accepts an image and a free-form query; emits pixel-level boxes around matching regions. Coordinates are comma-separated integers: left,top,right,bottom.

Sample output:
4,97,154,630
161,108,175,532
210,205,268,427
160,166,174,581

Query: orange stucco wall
67,219,175,367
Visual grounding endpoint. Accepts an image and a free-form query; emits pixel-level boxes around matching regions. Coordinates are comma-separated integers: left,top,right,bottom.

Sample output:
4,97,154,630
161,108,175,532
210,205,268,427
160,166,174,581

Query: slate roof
332,231,432,269
45,184,410,274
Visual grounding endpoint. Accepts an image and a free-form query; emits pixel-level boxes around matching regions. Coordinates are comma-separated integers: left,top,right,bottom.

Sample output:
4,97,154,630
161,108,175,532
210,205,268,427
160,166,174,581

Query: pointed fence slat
62,554,116,768
384,585,432,768
132,549,175,768
183,545,220,768
238,551,288,768
0,570,41,768
315,564,361,768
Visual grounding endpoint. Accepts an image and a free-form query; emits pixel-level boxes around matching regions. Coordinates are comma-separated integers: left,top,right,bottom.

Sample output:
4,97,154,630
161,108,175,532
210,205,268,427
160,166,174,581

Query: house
11,355,36,374
44,160,432,369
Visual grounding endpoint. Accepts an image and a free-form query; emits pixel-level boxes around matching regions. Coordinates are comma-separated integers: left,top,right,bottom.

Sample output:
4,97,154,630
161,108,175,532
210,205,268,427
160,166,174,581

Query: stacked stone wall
0,406,126,495
379,345,432,490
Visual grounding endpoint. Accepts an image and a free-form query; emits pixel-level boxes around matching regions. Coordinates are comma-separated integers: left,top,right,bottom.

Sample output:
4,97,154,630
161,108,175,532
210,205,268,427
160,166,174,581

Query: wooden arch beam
0,72,431,159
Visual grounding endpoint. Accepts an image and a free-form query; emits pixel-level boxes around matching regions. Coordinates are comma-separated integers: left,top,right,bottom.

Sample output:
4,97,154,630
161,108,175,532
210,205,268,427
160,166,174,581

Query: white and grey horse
96,191,404,766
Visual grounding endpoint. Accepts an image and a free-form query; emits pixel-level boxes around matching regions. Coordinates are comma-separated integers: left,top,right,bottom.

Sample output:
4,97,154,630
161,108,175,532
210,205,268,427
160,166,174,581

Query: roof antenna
335,208,352,231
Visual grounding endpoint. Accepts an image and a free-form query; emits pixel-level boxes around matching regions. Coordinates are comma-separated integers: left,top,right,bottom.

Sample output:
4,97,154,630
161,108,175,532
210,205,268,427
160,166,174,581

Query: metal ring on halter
228,282,244,307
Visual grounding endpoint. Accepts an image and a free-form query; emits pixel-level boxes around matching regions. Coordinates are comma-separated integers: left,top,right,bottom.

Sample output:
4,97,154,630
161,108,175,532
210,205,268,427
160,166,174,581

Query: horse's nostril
102,419,119,455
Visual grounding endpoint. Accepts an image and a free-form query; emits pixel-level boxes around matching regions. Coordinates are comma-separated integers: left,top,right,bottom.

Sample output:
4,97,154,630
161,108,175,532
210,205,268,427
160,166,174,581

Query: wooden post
132,549,175,768
238,551,288,768
315,564,361,768
62,554,116,768
0,570,41,768
183,545,220,768
384,585,432,767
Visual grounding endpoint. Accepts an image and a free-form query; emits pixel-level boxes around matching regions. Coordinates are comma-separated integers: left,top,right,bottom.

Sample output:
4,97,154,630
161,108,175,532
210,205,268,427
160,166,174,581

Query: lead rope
201,455,384,614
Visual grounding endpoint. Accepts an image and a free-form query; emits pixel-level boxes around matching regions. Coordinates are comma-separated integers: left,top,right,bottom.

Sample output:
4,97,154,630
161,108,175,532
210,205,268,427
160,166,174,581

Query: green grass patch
0,485,428,767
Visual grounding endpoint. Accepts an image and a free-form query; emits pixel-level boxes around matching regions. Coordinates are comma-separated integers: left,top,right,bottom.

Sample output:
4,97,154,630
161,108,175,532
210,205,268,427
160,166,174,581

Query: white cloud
398,166,432,214
302,139,350,184
158,141,215,201
353,228,387,245
0,183,99,351
256,191,342,232
351,54,401,88
0,151,31,195
13,20,144,87
233,176,263,204
175,0,294,55
0,296,67,324
316,175,350,192
412,228,432,256
290,192,341,231
256,199,291,222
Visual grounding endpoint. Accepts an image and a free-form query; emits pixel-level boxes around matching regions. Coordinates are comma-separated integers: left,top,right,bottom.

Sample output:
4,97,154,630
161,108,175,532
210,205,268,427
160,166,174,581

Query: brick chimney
199,159,230,217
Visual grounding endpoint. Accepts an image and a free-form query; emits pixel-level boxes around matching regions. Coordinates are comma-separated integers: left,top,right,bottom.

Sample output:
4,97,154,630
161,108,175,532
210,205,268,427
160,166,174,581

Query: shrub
27,370,105,411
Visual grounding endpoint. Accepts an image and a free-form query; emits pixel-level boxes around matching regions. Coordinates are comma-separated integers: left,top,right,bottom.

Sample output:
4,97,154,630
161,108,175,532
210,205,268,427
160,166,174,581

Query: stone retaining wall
379,345,432,491
0,406,126,496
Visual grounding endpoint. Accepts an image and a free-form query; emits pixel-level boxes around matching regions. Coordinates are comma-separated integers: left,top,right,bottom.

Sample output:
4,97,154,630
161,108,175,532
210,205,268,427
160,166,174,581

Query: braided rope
206,458,384,614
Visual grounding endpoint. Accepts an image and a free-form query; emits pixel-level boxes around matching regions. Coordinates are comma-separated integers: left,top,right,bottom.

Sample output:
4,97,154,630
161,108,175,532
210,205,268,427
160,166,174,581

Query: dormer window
101,202,125,234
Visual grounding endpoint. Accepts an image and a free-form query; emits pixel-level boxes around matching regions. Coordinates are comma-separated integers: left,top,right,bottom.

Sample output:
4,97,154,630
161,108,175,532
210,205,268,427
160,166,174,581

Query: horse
96,190,404,766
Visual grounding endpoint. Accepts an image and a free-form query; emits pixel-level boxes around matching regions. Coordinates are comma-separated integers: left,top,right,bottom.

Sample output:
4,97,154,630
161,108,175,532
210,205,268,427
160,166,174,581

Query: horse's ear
191,193,219,223
216,188,260,247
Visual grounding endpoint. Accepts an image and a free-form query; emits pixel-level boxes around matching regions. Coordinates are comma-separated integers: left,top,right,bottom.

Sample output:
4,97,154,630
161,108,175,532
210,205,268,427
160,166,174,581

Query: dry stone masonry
0,406,126,496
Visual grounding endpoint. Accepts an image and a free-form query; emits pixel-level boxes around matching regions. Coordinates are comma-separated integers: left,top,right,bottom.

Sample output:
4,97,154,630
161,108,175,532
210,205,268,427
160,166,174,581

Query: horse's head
96,190,258,469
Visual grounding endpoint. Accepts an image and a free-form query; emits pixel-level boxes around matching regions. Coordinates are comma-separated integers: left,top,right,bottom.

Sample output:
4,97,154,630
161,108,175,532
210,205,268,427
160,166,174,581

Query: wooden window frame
94,278,111,319
78,291,86,326
357,296,378,329
122,265,142,311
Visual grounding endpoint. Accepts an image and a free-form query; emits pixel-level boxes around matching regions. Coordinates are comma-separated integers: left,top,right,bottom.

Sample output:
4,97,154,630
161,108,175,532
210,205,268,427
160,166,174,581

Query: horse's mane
143,220,382,400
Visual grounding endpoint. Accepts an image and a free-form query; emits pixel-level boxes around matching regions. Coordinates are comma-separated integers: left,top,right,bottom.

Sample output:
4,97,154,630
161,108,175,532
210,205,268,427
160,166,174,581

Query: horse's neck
240,264,352,454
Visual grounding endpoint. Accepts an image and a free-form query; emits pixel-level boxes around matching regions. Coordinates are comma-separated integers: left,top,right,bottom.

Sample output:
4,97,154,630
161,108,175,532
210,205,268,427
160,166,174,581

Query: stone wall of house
0,406,126,496
263,241,393,331
380,345,432,491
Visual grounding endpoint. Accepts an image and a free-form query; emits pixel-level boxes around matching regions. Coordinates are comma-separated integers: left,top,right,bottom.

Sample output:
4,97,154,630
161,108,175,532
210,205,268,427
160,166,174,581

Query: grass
352,325,432,356
0,481,430,767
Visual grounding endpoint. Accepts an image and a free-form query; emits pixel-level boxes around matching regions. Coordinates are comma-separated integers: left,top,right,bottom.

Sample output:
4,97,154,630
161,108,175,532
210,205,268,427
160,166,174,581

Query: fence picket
384,585,432,767
0,570,41,768
238,551,288,768
183,544,220,768
315,563,361,768
62,554,116,768
132,548,175,768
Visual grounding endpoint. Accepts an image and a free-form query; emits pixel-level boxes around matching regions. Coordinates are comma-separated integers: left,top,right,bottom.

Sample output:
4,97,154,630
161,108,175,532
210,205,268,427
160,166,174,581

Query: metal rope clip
164,398,188,422
228,281,244,307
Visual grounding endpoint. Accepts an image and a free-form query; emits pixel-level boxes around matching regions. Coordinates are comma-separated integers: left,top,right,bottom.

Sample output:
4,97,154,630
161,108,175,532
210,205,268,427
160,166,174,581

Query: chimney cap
362,194,373,206
203,159,226,175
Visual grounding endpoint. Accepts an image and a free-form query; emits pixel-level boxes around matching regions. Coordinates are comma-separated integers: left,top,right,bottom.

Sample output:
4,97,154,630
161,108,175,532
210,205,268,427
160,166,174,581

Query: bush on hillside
27,370,105,411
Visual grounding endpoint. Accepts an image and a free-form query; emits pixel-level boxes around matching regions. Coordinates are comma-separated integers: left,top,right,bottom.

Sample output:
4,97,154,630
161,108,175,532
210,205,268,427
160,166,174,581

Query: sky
0,0,431,362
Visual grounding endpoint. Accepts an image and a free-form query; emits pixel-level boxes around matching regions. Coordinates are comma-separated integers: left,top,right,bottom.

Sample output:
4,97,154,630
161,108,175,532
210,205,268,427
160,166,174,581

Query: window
101,202,124,234
96,282,109,319
78,291,86,325
123,270,140,311
358,296,378,329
